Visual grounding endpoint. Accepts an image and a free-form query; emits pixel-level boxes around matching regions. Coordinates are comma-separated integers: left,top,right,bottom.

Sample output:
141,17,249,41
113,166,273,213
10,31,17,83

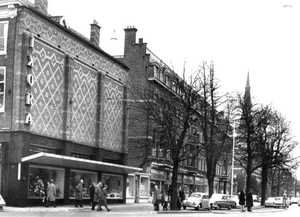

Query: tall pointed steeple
243,71,252,113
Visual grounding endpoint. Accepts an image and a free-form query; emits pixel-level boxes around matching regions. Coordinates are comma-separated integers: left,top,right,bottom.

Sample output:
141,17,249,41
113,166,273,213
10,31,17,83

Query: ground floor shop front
0,132,142,207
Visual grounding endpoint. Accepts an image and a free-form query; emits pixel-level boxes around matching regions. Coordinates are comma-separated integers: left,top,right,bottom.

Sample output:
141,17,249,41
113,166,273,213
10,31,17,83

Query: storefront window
28,165,65,198
140,176,149,197
69,169,97,199
126,175,135,198
102,173,123,199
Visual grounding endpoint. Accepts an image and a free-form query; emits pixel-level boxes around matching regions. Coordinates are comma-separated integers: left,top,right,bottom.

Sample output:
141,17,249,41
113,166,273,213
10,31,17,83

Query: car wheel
197,203,202,210
217,204,221,210
183,206,186,210
228,205,232,210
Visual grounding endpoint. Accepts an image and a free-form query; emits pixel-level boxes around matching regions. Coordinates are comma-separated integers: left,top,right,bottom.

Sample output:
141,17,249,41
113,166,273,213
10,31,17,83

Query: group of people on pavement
43,178,110,212
238,189,253,212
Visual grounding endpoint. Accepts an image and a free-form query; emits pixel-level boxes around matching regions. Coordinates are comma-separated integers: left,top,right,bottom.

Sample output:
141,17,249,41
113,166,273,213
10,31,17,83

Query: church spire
244,71,252,112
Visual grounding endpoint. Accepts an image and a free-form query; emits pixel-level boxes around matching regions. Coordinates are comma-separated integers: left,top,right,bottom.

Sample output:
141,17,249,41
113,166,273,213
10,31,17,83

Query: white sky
46,0,300,176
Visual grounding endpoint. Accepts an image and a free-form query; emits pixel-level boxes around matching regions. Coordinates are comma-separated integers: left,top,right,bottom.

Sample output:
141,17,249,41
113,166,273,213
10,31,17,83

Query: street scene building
0,0,142,206
117,27,230,201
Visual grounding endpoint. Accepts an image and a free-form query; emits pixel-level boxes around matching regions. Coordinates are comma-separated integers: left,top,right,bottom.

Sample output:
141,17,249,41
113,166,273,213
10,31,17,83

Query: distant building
0,0,141,206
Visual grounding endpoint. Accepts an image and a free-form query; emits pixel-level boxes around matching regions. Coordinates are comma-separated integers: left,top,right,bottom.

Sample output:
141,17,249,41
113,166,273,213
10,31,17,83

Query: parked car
265,197,276,207
0,194,5,210
274,197,289,208
202,194,236,210
291,197,299,204
182,192,209,210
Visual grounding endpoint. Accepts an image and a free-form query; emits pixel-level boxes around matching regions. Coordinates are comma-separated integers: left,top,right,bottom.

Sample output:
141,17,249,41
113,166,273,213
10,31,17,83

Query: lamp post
231,123,236,197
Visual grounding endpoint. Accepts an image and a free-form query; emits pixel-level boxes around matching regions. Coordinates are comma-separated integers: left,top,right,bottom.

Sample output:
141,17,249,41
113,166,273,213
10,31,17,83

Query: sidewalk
2,202,287,214
2,202,155,213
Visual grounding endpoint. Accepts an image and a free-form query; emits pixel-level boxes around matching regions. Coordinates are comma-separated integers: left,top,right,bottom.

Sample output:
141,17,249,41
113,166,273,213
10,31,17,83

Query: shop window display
102,173,123,199
69,170,97,199
126,175,134,198
28,165,64,198
140,176,149,197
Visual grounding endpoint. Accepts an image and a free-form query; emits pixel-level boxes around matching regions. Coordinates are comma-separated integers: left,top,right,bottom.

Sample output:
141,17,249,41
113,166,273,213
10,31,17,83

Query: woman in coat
93,181,103,211
238,189,245,211
75,179,84,208
46,179,56,207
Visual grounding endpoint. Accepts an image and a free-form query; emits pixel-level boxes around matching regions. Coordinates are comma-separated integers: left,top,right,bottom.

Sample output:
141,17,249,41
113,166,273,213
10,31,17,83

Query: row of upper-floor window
151,145,225,176
153,65,183,95
0,21,9,113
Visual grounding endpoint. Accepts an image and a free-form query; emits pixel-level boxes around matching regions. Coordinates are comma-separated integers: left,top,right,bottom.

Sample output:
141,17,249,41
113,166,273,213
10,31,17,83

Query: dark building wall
0,3,131,206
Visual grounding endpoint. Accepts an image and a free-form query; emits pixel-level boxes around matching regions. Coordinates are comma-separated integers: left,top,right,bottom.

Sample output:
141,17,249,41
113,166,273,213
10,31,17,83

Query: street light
231,122,236,198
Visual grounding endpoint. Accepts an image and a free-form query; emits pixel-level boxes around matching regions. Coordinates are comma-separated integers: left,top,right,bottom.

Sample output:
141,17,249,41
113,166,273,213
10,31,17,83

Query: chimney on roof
124,26,137,55
34,0,48,15
90,20,101,47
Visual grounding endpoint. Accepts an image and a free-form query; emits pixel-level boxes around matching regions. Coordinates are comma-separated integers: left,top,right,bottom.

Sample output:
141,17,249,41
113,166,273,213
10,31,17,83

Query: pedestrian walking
89,182,95,210
75,179,84,208
93,181,103,211
152,185,161,211
239,189,245,212
100,184,111,212
46,179,56,207
246,190,253,212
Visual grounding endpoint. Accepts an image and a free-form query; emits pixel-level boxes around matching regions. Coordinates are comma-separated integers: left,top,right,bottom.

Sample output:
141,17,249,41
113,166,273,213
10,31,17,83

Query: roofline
20,5,129,71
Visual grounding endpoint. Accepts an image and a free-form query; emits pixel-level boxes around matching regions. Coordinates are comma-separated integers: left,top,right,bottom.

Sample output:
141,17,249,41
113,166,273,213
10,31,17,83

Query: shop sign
150,169,166,181
183,175,194,185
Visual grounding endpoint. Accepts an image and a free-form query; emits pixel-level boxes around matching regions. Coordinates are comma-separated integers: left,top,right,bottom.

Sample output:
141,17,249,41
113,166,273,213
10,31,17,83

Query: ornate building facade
0,0,141,206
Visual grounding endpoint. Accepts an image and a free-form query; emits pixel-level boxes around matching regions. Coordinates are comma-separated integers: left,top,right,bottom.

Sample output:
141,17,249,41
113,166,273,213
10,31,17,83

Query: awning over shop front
21,152,142,174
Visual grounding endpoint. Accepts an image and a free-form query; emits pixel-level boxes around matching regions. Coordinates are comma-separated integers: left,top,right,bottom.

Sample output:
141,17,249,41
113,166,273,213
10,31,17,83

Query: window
102,173,123,199
0,67,5,112
28,165,65,199
0,21,8,55
69,169,98,199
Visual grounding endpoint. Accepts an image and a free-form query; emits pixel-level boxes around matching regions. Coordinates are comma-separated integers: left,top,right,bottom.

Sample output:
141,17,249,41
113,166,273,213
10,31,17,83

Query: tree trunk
260,166,268,205
170,160,179,210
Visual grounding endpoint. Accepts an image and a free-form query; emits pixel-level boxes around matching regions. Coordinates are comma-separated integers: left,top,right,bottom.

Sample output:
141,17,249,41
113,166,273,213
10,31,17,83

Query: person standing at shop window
46,179,56,207
89,182,95,210
75,179,84,208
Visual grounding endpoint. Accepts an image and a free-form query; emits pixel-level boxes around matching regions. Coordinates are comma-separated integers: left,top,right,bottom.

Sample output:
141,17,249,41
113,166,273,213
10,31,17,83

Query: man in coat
46,179,56,207
89,182,95,210
246,190,253,212
75,179,84,208
152,185,161,211
100,184,111,211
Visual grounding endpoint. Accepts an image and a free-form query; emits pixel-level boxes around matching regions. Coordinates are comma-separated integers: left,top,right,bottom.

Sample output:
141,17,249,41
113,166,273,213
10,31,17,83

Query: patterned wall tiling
30,40,65,139
102,80,123,151
70,61,97,146
19,12,128,82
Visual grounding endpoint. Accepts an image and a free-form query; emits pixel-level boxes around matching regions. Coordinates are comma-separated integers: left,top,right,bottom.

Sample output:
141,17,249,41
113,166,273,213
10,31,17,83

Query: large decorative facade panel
69,61,97,146
100,79,123,151
30,39,65,139
19,11,128,83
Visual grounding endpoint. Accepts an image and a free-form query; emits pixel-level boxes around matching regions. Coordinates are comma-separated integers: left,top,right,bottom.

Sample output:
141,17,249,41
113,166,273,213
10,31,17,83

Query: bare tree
128,65,205,210
254,105,298,204
197,62,233,197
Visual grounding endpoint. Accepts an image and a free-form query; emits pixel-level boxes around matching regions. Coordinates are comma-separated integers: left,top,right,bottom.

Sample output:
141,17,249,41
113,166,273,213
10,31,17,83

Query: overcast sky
46,0,300,175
